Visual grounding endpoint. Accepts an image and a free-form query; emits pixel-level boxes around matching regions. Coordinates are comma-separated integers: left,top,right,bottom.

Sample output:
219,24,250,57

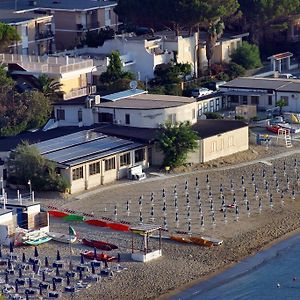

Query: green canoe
63,214,85,221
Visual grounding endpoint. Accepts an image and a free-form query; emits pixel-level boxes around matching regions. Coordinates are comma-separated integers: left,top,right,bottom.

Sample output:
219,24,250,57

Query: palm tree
37,75,63,102
206,19,225,76
276,98,287,115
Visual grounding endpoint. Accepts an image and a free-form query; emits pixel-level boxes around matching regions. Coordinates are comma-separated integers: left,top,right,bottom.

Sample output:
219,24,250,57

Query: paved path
76,148,300,200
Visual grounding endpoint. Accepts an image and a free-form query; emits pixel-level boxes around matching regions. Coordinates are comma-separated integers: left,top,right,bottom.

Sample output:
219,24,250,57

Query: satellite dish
130,80,138,90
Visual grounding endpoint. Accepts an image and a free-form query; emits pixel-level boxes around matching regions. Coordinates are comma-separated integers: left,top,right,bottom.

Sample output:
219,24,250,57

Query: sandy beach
11,145,300,300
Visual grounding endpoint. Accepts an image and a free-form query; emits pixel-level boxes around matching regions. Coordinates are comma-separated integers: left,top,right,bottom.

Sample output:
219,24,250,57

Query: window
216,98,220,110
230,95,239,103
209,100,214,112
251,96,259,105
57,109,65,121
204,103,208,112
78,109,82,122
198,103,203,116
98,112,113,123
120,152,131,166
89,162,100,175
167,113,176,124
125,114,130,125
268,96,273,106
192,109,196,119
211,141,217,152
135,148,145,163
242,96,248,104
105,157,116,171
229,136,234,147
72,166,83,181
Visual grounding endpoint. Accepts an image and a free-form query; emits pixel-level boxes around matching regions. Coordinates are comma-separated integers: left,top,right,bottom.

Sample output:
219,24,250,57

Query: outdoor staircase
285,134,292,148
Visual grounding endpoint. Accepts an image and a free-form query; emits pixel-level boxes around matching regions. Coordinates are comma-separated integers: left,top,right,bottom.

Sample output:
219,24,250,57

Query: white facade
98,102,198,128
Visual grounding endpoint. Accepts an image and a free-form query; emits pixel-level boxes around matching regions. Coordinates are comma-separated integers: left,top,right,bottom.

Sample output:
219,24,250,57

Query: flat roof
0,201,40,208
268,52,293,60
33,129,145,167
192,120,248,139
221,77,300,92
0,208,12,216
0,0,117,13
98,93,195,110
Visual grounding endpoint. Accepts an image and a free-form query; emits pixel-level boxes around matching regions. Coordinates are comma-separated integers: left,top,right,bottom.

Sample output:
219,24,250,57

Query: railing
35,31,54,41
63,85,96,100
0,53,94,74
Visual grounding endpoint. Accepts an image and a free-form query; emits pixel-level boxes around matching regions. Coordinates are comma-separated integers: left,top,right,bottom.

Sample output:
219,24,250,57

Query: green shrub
231,41,262,70
227,62,246,78
204,112,223,119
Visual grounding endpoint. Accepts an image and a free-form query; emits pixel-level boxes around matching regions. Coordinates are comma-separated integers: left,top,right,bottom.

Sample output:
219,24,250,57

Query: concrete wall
99,102,198,128
202,127,249,162
277,91,300,112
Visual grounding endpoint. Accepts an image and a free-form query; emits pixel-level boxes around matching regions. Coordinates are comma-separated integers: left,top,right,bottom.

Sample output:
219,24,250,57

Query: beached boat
46,232,77,244
201,236,223,246
21,229,47,242
189,236,214,247
169,235,192,244
24,236,52,246
106,222,130,232
81,250,116,262
48,210,69,218
85,219,108,227
82,238,118,251
63,214,85,222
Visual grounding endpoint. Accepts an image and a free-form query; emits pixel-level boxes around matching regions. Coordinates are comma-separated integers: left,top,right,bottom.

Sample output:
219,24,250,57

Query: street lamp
28,179,32,200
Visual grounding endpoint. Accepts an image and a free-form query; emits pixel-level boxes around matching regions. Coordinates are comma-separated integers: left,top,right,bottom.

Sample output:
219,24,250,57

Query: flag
69,225,76,237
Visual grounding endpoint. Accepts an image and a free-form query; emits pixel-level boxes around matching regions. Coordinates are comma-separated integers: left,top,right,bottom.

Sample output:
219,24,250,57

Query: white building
220,77,300,112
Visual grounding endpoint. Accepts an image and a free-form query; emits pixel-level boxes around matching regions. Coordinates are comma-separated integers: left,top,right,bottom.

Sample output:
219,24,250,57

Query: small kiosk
130,224,162,262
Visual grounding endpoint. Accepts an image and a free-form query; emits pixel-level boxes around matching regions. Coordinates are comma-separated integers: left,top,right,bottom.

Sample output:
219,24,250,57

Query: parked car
205,81,227,91
191,87,214,98
278,73,297,79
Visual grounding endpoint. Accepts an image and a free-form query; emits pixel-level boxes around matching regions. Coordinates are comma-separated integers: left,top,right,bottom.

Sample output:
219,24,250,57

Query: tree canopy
37,74,63,102
230,41,262,70
157,121,198,167
0,67,52,136
0,23,20,51
8,142,69,192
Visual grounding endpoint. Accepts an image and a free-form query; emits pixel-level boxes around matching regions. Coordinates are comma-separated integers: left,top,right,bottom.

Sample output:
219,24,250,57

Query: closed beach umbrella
66,275,70,285
185,180,188,191
206,174,209,184
56,266,60,277
138,196,142,206
42,271,46,282
252,173,255,182
126,200,130,215
259,198,262,212
79,269,83,280
150,206,154,217
18,267,22,278
230,180,234,192
233,195,236,206
39,284,43,296
93,247,97,260
188,221,191,234
92,264,95,274
186,194,190,205
269,194,273,207
162,189,166,199
292,189,295,201
246,201,250,215
45,256,49,267
9,241,13,253
241,175,244,185
114,205,117,220
56,250,61,261
15,281,18,293
139,211,143,223
195,177,198,188
174,185,177,195
80,254,84,265
235,205,239,219
29,277,32,288
200,215,204,227
34,246,38,258
212,212,216,224
22,252,26,263
223,208,227,223
5,272,8,284
163,216,167,229
52,278,56,291
175,212,179,223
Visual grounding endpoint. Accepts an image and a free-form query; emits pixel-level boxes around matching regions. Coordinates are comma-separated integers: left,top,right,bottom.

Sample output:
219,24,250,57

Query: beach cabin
0,201,49,233
0,209,14,246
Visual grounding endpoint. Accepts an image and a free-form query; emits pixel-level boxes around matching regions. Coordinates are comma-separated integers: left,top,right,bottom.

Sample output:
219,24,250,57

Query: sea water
172,234,300,300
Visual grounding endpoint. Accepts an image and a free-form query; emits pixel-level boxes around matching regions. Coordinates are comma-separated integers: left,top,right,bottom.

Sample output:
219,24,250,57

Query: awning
223,90,267,96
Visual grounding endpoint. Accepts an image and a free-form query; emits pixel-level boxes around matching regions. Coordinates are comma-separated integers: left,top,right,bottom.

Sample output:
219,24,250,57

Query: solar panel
44,136,134,164
35,130,105,154
101,89,147,102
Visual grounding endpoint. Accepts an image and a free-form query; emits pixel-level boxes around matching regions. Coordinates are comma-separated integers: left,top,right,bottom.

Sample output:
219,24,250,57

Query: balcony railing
35,31,54,41
63,85,96,100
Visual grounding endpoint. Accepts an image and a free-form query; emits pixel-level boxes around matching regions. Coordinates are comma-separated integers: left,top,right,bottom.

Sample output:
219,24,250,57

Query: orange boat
169,235,192,244
189,236,214,247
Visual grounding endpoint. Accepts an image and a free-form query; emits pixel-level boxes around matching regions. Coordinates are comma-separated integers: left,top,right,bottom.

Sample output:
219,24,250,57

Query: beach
15,147,300,300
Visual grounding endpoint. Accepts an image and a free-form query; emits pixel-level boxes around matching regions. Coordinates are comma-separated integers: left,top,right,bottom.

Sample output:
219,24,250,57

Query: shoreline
163,227,300,300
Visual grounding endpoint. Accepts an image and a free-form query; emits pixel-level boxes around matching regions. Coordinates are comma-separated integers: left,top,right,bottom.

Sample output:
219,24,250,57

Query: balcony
35,31,54,41
63,85,96,100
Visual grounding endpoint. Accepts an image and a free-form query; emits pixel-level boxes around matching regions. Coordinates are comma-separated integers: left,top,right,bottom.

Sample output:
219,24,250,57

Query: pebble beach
10,146,300,300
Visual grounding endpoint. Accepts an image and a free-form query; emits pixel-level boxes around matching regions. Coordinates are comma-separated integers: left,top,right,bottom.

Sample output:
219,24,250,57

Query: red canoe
82,238,118,251
48,210,69,218
106,223,130,232
85,219,108,227
81,250,116,262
